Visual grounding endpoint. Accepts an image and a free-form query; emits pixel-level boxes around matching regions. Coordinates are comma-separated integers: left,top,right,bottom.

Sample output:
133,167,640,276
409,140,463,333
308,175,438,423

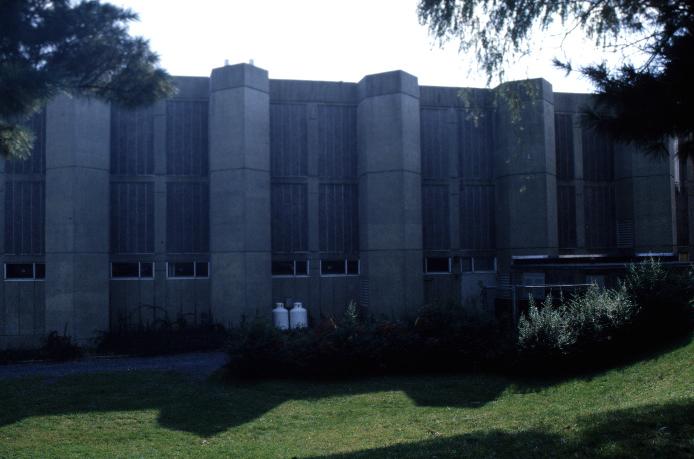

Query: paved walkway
0,351,227,380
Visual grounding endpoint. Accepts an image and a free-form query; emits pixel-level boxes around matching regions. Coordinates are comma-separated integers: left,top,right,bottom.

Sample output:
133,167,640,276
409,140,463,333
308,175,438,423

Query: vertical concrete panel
3,285,20,335
209,64,272,326
358,71,423,318
570,114,588,252
45,95,110,342
18,282,37,335
687,159,694,251
493,79,558,259
630,149,676,252
0,158,5,337
151,100,168,325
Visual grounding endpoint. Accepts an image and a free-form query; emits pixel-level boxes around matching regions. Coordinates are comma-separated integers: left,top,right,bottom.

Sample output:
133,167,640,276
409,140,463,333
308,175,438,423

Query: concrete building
1,63,691,348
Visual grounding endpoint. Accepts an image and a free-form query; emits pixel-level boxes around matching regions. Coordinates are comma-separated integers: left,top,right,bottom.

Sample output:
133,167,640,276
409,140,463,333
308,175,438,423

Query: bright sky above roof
114,0,615,93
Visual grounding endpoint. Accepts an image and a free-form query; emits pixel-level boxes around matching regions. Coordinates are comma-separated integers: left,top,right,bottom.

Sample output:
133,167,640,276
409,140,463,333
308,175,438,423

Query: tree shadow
0,370,512,437
0,334,690,437
310,401,694,458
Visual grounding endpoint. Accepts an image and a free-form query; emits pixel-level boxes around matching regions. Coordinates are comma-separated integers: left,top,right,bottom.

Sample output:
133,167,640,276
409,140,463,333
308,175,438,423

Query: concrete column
209,64,272,327
493,79,558,261
357,71,423,318
44,95,110,342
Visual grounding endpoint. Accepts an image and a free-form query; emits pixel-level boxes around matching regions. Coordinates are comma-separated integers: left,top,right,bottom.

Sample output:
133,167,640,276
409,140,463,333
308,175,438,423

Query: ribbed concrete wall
0,64,686,348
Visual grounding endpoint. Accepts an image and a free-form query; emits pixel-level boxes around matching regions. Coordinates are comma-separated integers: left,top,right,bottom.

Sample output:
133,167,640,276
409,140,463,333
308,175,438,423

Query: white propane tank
289,302,308,329
272,302,289,330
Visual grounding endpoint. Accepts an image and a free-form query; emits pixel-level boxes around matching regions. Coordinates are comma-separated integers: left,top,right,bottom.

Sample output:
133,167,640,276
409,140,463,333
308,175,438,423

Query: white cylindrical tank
272,303,289,330
289,302,308,329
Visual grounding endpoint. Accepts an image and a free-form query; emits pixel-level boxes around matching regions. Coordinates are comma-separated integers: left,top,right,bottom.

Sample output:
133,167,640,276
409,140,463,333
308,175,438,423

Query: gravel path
0,351,227,380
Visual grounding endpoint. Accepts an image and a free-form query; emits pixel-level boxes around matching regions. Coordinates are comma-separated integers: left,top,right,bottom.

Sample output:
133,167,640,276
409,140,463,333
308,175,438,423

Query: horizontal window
167,262,209,279
346,260,359,275
111,262,154,280
195,261,209,278
272,260,309,277
424,257,451,274
5,263,45,280
460,256,497,273
461,257,473,273
320,259,360,276
473,256,496,272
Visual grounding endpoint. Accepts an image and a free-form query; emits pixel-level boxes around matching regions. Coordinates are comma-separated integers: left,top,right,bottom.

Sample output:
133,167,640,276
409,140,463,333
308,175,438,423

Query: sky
114,0,616,93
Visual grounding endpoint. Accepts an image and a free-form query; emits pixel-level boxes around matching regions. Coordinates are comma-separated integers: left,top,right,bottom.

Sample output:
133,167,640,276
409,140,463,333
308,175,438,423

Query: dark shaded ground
0,370,514,437
0,351,227,380
0,334,689,440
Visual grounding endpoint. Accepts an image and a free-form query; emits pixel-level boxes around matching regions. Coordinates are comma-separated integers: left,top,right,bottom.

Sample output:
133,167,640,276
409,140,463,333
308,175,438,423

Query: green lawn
1,339,692,458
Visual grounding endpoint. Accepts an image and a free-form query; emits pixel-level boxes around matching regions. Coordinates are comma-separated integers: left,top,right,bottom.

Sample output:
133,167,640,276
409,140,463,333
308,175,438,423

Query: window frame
471,256,497,273
4,263,45,282
110,262,155,280
320,259,360,277
424,256,452,274
166,261,209,280
459,256,497,274
272,259,311,278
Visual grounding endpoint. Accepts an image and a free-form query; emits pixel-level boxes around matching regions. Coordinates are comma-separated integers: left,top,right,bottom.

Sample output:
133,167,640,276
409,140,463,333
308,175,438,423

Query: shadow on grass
0,334,690,437
0,370,513,436
311,401,694,458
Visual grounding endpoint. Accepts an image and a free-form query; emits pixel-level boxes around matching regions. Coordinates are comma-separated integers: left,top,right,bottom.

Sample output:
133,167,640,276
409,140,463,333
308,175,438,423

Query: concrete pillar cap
210,63,269,93
358,70,419,101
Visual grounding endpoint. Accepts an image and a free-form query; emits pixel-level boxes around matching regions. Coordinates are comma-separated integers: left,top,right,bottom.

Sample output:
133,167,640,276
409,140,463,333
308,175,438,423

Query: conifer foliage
418,0,694,157
0,0,174,158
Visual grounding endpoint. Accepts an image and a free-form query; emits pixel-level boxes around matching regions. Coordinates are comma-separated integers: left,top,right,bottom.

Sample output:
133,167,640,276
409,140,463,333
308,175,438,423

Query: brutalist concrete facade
0,63,689,348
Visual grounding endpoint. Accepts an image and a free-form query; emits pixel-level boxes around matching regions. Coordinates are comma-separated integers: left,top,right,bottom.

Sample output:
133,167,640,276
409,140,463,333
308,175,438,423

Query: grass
0,337,692,458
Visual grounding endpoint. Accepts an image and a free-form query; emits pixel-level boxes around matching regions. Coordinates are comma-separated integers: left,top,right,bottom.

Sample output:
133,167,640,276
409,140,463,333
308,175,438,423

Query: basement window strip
4,263,45,281
166,262,209,279
111,262,154,280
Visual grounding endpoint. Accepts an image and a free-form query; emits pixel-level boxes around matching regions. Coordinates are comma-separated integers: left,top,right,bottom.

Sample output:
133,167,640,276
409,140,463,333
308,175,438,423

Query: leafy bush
96,317,229,356
0,331,83,364
517,259,693,373
517,287,637,371
41,331,83,361
226,301,513,380
622,258,693,339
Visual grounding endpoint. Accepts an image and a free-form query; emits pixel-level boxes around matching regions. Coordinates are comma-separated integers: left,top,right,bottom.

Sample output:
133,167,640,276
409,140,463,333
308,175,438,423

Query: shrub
517,286,637,371
517,259,694,374
226,301,513,380
41,331,83,361
0,331,83,364
96,317,229,356
517,294,577,361
622,258,693,339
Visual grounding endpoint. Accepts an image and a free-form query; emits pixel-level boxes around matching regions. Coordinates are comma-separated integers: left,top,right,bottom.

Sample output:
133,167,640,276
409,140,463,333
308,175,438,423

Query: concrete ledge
358,70,419,101
210,63,269,93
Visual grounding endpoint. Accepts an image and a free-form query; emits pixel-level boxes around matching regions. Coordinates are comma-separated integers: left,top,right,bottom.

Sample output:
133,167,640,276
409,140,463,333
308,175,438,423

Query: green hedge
517,259,693,373
226,302,513,380
228,260,693,380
